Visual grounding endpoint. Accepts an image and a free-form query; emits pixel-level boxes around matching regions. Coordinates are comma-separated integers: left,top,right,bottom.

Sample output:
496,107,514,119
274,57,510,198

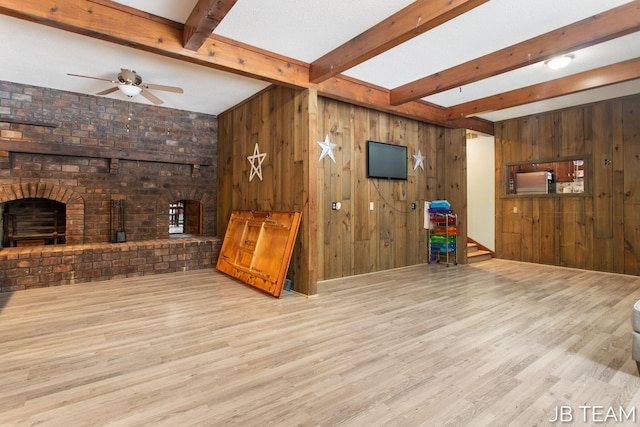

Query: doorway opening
169,200,202,237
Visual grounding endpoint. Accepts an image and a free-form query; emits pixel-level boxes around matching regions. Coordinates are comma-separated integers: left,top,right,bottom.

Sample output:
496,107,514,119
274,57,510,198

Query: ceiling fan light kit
118,84,142,97
67,68,183,105
545,54,574,70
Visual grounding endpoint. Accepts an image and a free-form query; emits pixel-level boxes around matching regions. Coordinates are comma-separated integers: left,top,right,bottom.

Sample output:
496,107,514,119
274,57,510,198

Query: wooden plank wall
495,94,640,276
317,98,466,281
217,86,317,295
218,86,467,292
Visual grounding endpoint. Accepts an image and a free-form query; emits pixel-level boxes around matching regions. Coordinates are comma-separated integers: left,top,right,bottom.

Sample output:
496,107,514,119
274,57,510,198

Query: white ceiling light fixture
118,84,142,97
545,54,574,70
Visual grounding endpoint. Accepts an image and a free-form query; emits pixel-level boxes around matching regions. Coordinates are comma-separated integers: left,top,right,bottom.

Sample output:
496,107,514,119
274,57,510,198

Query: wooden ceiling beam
317,76,494,135
308,0,490,84
0,0,310,87
86,0,183,29
446,58,640,120
183,0,238,51
390,1,640,106
0,0,492,133
318,76,449,124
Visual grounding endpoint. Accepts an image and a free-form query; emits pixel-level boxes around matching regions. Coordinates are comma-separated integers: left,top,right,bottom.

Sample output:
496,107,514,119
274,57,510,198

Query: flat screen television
366,140,408,180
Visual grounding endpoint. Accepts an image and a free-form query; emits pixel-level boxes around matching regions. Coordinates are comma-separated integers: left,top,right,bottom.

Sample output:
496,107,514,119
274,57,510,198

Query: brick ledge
0,236,222,292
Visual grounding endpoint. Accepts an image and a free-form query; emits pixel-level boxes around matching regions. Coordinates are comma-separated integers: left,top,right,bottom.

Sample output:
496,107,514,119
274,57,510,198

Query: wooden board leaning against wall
217,210,302,298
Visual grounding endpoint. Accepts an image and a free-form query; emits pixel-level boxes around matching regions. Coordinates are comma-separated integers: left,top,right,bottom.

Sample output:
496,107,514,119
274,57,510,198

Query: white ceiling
1,0,639,123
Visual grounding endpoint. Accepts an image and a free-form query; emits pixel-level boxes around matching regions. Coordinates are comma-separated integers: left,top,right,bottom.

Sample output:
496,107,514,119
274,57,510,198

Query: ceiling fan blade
67,73,116,83
143,83,184,94
120,68,137,83
140,89,163,105
96,86,119,96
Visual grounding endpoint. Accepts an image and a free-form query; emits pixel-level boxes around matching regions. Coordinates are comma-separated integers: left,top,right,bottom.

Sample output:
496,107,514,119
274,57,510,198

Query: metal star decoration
413,149,425,171
247,142,266,181
317,134,337,163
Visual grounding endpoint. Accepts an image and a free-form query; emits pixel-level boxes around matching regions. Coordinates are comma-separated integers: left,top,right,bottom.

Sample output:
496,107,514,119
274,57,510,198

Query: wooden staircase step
468,249,492,263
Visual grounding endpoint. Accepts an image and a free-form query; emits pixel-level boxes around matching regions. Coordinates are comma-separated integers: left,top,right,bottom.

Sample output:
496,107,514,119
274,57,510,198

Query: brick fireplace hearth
0,237,221,292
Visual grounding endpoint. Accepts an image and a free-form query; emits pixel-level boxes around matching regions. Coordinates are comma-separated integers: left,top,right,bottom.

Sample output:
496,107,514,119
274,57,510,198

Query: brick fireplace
1,183,83,246
0,81,221,291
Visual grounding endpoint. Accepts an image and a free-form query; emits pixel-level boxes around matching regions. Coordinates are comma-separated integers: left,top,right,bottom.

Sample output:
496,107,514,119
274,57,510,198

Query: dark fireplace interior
2,198,66,247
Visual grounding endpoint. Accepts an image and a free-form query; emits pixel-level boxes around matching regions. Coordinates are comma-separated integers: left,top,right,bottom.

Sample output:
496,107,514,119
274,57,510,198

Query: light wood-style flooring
1,260,640,426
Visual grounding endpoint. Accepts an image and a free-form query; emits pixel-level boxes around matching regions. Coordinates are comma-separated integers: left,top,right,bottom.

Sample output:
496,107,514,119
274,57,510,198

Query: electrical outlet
513,206,518,214
369,202,374,211
411,203,416,210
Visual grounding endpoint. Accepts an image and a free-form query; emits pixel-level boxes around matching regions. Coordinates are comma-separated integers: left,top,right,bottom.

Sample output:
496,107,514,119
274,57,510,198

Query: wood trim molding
0,139,212,166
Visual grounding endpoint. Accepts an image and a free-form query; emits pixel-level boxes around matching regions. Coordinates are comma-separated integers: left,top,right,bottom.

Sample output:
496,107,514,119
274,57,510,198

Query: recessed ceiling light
545,55,574,70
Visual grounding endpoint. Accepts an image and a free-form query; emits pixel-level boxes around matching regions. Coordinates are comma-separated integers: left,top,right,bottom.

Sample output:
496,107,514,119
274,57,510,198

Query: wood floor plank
1,260,640,425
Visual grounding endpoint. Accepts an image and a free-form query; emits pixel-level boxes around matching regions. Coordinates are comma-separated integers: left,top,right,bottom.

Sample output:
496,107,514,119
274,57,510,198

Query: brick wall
0,237,222,292
0,81,221,291
0,80,218,243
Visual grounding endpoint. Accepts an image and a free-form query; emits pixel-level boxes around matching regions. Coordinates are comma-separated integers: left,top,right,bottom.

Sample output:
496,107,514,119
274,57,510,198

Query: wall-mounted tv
367,140,408,180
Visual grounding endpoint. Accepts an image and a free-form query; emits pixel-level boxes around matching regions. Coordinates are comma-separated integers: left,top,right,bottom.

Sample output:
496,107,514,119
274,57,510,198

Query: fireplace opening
2,198,66,247
169,200,202,237
169,201,184,234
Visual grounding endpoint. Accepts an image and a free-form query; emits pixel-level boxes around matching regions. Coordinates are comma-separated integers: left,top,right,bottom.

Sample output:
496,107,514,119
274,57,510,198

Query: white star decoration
247,142,266,181
413,149,425,171
317,134,337,163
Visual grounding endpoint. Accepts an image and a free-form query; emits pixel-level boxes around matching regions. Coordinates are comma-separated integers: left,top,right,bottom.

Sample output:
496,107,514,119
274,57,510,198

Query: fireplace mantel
0,138,212,167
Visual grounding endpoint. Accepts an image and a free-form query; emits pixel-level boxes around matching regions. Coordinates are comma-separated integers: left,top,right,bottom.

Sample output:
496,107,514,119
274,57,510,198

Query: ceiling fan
67,68,183,105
